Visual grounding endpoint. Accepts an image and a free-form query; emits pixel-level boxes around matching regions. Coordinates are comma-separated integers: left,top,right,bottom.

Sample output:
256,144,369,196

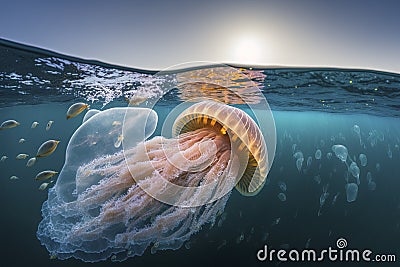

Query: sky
1,0,399,73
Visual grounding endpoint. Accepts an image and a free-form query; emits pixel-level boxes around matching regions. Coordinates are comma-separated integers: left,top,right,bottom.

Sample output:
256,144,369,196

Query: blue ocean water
1,39,400,266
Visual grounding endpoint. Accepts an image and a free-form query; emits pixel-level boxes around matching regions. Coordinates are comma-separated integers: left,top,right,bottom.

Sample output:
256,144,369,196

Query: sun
231,35,264,65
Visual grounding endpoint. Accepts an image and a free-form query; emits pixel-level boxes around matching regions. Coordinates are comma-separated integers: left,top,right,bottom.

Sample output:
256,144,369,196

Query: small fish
46,120,54,131
66,102,90,119
16,153,29,159
10,175,19,180
26,157,37,167
125,96,147,106
31,121,39,128
18,138,26,143
36,140,60,158
114,134,124,148
0,119,20,130
35,170,58,181
0,155,8,162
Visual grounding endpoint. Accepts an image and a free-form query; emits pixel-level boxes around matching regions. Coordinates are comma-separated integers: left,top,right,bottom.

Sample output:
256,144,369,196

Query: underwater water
1,39,400,266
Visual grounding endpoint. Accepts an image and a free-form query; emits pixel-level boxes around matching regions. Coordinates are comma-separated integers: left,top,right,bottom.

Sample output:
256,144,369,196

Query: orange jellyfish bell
172,101,269,196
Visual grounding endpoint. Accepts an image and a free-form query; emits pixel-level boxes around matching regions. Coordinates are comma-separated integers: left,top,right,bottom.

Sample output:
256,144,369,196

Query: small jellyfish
326,152,332,160
277,181,287,192
35,170,58,181
366,172,372,183
26,157,37,167
305,238,311,248
271,217,281,226
332,144,348,162
349,162,360,184
0,119,20,130
387,145,393,159
359,154,367,167
16,153,29,159
278,192,287,202
315,149,322,160
18,138,26,144
313,175,321,184
1,155,8,162
36,140,60,158
376,163,381,172
320,192,329,207
66,102,90,119
46,120,54,131
367,181,377,191
292,144,297,153
236,232,244,244
331,192,340,205
306,156,312,167
345,183,358,202
114,134,124,148
293,151,303,160
10,175,19,180
296,158,303,172
353,124,360,135
31,121,39,128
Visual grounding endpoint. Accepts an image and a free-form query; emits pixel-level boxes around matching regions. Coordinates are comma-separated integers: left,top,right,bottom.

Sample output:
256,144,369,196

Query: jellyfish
296,158,304,172
278,192,286,202
37,101,271,262
277,181,287,192
348,162,360,185
359,154,367,167
332,145,348,163
306,156,312,167
315,149,322,160
345,183,358,202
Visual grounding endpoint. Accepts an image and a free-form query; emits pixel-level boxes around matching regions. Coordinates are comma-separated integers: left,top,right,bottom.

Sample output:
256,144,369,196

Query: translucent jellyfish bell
332,144,348,163
359,154,367,167
315,149,322,160
54,107,157,202
345,183,358,202
349,162,360,184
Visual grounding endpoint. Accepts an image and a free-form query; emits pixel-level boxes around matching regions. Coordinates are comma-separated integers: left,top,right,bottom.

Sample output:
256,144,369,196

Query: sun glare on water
231,35,265,65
